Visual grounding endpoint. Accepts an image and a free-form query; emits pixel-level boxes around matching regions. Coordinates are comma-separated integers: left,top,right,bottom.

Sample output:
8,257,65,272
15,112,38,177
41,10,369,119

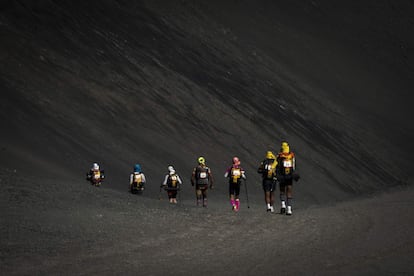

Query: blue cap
134,164,141,173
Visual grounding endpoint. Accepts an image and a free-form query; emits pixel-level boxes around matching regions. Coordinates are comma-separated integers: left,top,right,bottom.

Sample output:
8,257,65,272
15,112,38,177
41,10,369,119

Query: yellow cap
198,156,205,165
266,151,275,159
281,141,290,153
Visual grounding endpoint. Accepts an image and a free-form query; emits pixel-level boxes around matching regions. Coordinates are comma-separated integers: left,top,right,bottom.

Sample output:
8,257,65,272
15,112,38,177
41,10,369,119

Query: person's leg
229,183,236,210
202,187,208,207
265,191,272,211
172,190,177,203
196,187,202,206
263,180,272,211
269,181,276,212
235,182,241,211
279,182,287,214
286,183,293,215
168,191,173,203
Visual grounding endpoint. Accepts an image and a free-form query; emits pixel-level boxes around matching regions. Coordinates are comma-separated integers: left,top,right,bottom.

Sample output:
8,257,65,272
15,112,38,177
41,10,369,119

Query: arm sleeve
241,169,246,179
224,166,231,178
141,174,146,183
162,175,169,185
293,154,296,170
177,175,183,184
130,174,133,184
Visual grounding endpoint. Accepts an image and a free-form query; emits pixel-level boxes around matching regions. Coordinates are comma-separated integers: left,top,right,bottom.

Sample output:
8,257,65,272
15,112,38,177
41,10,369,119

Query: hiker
86,162,105,186
161,165,183,204
257,151,278,212
276,141,300,215
129,163,146,194
224,156,246,211
191,156,214,207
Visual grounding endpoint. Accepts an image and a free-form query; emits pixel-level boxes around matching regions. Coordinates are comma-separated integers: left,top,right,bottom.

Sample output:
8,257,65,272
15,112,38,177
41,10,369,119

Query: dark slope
1,1,414,275
1,1,413,204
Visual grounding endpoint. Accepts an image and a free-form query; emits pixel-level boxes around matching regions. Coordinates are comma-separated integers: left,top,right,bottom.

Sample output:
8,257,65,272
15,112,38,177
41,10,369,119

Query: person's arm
86,170,92,180
224,167,230,178
141,174,146,183
191,168,196,186
257,162,264,174
272,161,278,178
130,173,133,184
208,169,214,189
162,174,169,186
292,152,300,181
276,155,282,176
241,168,247,179
176,175,183,185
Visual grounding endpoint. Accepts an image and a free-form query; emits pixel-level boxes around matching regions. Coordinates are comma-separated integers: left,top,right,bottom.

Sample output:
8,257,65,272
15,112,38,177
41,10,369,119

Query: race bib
199,172,207,178
232,168,241,176
283,160,293,168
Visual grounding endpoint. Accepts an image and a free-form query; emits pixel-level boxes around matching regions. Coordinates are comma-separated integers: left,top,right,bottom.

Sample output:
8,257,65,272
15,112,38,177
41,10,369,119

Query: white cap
93,163,99,170
168,165,175,174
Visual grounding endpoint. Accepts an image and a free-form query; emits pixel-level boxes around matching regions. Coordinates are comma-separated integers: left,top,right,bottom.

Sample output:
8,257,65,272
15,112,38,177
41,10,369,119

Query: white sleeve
141,174,146,183
162,175,169,185
130,174,133,184
177,175,183,184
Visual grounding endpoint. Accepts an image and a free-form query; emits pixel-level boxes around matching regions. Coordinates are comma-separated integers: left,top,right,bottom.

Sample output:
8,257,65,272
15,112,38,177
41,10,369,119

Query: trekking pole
159,185,163,200
244,178,250,208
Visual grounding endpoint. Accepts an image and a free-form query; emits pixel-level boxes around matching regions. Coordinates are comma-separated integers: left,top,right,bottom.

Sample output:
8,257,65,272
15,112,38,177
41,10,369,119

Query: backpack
168,174,179,188
262,159,277,179
93,170,101,180
133,172,143,184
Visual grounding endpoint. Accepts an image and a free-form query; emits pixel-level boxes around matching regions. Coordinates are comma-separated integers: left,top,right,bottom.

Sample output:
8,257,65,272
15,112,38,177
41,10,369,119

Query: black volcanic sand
1,167,413,275
0,1,413,275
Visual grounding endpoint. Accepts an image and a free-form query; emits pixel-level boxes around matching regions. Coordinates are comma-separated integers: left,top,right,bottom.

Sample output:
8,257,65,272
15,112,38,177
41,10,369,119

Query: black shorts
167,190,178,198
196,184,209,190
278,175,293,187
262,179,276,192
229,181,241,196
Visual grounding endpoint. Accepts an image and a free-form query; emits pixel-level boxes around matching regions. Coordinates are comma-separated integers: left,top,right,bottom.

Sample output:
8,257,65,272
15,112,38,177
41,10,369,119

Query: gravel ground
1,167,413,275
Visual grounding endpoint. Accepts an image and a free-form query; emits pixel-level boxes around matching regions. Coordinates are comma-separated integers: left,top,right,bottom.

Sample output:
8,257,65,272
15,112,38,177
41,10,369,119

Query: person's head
281,141,290,153
198,156,205,165
232,156,240,166
266,151,275,160
168,165,175,175
134,164,141,173
92,163,99,171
